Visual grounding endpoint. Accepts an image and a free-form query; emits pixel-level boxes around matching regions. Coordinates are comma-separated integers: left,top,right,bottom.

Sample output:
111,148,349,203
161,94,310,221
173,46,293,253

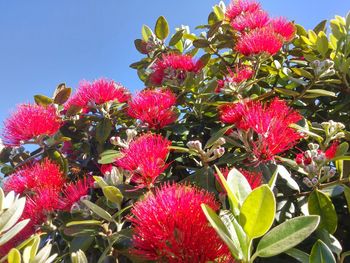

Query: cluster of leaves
0,1,350,262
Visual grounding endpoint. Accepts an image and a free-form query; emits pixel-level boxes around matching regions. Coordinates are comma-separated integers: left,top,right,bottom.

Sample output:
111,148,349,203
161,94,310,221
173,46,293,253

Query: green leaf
310,240,336,263
201,205,241,259
102,186,123,206
53,86,72,105
169,30,184,46
98,150,122,164
343,185,350,213
226,168,252,204
0,195,26,233
66,220,102,227
192,39,210,48
205,125,233,149
213,166,239,216
141,25,153,41
155,16,169,40
0,219,30,246
254,216,319,258
316,31,329,57
335,142,349,157
313,20,328,34
71,250,88,263
81,200,113,222
285,248,310,263
276,165,300,192
291,68,314,79
290,123,324,141
304,89,336,98
239,185,276,239
308,189,338,234
213,5,225,20
34,95,53,106
95,118,112,144
134,39,147,54
8,248,21,263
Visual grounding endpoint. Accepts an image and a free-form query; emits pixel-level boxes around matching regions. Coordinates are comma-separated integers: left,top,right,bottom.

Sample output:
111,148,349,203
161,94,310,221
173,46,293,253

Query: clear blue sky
0,1,349,126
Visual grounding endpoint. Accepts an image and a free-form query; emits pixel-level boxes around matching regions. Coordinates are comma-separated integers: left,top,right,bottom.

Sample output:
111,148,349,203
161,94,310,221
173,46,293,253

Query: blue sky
0,0,349,126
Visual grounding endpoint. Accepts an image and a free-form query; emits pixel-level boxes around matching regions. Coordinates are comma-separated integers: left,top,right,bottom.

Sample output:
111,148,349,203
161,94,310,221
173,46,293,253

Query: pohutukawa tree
0,0,349,262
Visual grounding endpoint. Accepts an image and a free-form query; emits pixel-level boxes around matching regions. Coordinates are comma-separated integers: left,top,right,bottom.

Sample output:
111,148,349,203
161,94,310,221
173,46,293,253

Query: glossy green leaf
8,248,21,263
102,186,123,206
254,216,319,258
205,125,233,149
155,16,169,40
95,118,112,144
239,185,276,239
308,189,338,234
169,30,184,46
134,39,147,54
314,20,327,34
192,39,210,48
0,219,30,246
304,89,336,98
285,248,310,263
141,25,153,41
98,150,122,164
226,168,252,204
201,205,241,259
34,95,53,106
53,86,71,105
214,166,239,216
316,31,329,57
66,220,102,227
82,200,113,222
310,240,336,263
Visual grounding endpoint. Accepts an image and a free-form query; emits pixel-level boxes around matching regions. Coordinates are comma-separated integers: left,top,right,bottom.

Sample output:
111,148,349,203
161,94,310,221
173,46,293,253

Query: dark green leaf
310,240,336,263
193,39,210,48
95,118,112,144
34,95,53,106
169,30,184,46
313,20,328,34
53,87,71,105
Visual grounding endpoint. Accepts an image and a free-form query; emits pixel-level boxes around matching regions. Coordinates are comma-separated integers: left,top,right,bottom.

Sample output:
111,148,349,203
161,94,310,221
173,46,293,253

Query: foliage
0,0,350,262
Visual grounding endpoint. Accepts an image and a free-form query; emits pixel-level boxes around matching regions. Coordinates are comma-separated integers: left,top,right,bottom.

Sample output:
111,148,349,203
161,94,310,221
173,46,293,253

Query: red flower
149,54,202,85
128,89,178,129
231,10,269,31
216,66,254,93
2,104,61,146
130,183,231,263
239,169,262,189
325,141,339,160
225,0,261,22
59,178,93,211
65,78,130,110
270,17,296,41
236,28,283,56
3,159,66,196
220,98,302,163
115,133,171,189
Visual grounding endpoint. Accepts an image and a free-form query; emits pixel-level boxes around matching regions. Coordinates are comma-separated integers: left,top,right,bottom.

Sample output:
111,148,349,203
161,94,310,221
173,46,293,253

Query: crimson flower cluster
219,98,302,163
127,89,178,129
65,78,130,111
115,133,171,189
149,53,202,85
1,159,93,255
129,183,232,263
2,103,61,146
226,0,295,56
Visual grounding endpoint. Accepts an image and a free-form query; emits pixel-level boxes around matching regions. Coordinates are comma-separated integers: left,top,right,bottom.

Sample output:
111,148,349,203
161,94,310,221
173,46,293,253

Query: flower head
128,89,178,129
235,28,283,56
220,98,302,163
150,54,202,85
231,10,269,31
115,133,171,189
65,78,130,110
324,141,339,160
225,0,261,22
130,183,231,263
270,17,296,41
2,104,61,146
59,178,93,211
3,159,66,196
